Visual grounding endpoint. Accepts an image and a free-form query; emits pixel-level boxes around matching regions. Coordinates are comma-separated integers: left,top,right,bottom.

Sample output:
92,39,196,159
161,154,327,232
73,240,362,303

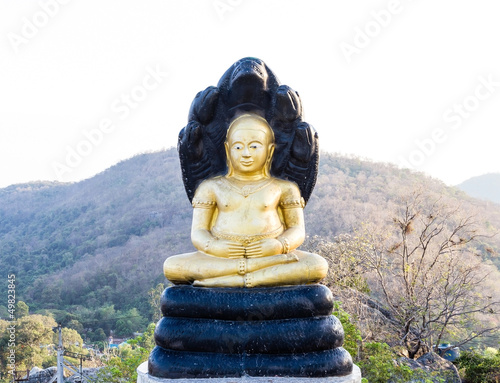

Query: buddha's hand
244,238,284,258
205,238,246,258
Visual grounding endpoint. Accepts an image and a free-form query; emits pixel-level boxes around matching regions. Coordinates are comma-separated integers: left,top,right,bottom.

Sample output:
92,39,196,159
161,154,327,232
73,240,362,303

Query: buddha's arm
274,180,306,251
190,180,216,253
279,206,306,251
191,206,216,252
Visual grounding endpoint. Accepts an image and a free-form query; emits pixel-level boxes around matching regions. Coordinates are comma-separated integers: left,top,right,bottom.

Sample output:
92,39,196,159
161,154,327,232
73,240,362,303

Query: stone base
137,362,362,383
150,285,353,379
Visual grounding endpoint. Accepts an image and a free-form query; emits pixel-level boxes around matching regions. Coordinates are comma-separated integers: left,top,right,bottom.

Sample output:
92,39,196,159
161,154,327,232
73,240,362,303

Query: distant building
108,335,128,348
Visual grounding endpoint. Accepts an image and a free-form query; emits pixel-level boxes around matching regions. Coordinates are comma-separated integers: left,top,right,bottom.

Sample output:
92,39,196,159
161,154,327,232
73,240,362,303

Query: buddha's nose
242,147,251,157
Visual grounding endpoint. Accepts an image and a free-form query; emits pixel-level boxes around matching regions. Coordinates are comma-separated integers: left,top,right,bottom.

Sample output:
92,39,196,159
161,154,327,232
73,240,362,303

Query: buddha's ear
265,144,275,177
268,143,275,160
224,141,233,176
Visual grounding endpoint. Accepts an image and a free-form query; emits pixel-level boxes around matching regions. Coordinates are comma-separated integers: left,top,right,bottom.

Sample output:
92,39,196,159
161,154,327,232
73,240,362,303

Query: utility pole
56,324,64,383
51,325,92,383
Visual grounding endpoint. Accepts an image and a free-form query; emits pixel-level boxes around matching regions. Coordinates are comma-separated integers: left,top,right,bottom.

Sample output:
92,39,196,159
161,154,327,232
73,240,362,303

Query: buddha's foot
192,254,298,288
246,253,298,272
193,274,245,287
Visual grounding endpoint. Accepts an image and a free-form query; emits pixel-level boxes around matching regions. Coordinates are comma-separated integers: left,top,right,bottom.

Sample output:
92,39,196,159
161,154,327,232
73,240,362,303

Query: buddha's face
226,119,274,177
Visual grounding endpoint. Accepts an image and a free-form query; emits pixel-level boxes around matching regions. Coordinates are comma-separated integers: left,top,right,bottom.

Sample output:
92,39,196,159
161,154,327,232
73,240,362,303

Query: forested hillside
1,148,499,337
0,149,191,315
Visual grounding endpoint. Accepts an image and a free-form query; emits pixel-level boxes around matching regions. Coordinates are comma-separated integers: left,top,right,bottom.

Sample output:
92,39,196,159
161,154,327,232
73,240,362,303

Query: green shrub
358,342,414,383
456,349,500,383
333,302,362,359
96,324,155,383
331,304,441,382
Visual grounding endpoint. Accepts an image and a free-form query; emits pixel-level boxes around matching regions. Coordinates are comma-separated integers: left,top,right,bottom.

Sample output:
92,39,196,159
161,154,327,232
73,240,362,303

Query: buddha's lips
241,160,253,166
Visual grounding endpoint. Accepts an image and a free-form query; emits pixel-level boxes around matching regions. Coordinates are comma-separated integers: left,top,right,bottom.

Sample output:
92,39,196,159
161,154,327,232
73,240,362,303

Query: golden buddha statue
163,113,327,288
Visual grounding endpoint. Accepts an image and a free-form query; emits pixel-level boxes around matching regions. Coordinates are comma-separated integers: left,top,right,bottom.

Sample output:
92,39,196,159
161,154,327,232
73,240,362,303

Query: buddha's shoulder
272,178,301,198
198,176,222,186
272,177,299,190
195,176,226,193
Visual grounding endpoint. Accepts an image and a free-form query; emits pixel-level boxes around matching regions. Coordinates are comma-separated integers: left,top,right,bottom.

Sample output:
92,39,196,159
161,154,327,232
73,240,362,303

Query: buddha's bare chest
214,180,281,212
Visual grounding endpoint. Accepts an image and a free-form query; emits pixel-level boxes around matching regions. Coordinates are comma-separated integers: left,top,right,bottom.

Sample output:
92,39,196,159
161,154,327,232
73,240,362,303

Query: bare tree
307,234,371,294
305,235,398,345
306,190,500,358
363,191,500,358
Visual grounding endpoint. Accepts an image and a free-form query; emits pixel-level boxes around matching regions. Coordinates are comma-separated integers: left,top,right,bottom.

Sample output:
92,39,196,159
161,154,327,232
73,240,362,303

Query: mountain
458,173,500,204
0,149,192,314
1,149,499,323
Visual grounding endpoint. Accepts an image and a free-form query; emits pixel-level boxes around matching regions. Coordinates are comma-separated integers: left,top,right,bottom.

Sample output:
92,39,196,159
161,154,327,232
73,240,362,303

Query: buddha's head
225,114,275,178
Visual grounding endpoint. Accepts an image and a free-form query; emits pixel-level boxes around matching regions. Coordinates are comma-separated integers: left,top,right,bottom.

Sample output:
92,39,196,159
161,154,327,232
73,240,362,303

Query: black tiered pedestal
148,285,353,379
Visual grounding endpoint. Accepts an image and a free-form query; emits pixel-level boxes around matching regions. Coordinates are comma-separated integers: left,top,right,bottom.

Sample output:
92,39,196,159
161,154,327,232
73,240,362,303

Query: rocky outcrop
23,366,101,383
398,352,461,383
25,367,56,382
66,367,100,382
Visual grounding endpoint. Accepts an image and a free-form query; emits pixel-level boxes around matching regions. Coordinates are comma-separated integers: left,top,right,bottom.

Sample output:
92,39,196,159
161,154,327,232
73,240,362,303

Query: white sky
1,0,499,188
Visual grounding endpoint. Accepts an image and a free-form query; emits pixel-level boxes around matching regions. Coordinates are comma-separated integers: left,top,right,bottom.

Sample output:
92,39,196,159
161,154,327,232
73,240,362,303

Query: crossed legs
163,250,328,288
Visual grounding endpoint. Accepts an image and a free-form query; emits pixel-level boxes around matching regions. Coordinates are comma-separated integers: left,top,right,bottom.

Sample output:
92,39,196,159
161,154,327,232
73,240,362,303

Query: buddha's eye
233,144,243,150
